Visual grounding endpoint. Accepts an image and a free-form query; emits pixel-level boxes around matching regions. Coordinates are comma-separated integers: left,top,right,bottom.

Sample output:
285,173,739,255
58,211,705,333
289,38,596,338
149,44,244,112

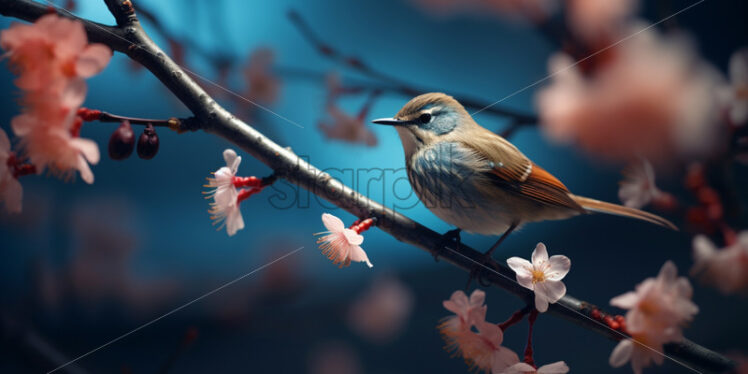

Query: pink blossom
618,158,662,209
691,233,748,294
507,243,570,313
438,290,519,372
206,149,244,236
609,261,698,374
243,47,280,105
348,276,414,343
316,213,373,268
497,361,569,374
0,128,22,213
318,105,377,146
0,14,111,93
1,14,111,183
567,0,637,43
537,27,725,163
728,48,748,125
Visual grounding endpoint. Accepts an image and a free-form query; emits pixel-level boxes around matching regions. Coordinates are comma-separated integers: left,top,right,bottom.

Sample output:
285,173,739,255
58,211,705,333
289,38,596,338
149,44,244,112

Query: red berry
137,123,159,160
108,120,135,160
590,309,601,320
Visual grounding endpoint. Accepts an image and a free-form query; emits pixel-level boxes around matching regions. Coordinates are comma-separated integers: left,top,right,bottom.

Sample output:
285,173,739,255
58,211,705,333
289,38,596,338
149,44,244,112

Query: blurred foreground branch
0,0,734,372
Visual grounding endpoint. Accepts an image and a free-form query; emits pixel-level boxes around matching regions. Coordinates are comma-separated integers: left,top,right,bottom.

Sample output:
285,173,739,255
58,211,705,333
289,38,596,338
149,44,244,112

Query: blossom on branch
438,290,519,372
507,243,570,313
0,128,22,213
205,149,244,236
537,27,725,163
1,14,111,183
497,361,569,374
691,233,748,294
609,261,698,374
316,213,373,268
618,158,666,209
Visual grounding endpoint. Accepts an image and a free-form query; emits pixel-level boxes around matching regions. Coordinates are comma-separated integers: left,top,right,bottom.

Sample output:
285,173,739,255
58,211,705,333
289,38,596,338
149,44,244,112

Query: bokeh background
1,0,747,373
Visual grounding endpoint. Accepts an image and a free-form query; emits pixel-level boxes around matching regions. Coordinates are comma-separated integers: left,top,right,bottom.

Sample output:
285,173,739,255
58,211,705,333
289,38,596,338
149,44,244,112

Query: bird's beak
372,117,407,126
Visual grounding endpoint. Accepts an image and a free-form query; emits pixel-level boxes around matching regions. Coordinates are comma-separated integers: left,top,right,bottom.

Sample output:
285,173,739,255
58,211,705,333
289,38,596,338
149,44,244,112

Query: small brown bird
373,93,675,257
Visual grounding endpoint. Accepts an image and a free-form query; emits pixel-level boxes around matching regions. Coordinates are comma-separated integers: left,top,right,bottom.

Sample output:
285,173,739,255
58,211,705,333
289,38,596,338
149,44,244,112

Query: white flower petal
609,339,633,367
321,213,345,232
546,255,571,280
537,361,570,374
532,243,549,265
349,245,373,267
610,291,639,309
343,228,364,245
507,257,533,277
534,290,549,313
469,289,486,306
539,280,566,303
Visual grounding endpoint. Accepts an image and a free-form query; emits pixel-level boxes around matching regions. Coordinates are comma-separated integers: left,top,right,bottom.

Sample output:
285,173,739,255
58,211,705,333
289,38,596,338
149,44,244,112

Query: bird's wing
459,130,585,213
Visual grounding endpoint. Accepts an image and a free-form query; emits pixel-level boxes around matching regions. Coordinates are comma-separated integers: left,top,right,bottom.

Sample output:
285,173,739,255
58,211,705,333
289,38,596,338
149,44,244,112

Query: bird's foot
436,228,462,262
465,252,499,291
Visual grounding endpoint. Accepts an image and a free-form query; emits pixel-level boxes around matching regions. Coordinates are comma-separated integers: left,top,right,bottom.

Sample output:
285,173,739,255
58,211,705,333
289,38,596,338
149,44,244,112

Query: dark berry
137,123,159,160
108,120,135,160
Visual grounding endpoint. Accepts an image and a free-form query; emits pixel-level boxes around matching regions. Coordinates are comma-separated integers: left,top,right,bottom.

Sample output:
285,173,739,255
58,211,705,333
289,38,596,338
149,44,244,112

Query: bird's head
372,92,472,156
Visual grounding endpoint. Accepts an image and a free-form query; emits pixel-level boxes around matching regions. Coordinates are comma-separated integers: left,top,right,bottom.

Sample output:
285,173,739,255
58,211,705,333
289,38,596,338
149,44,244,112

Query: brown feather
572,195,678,230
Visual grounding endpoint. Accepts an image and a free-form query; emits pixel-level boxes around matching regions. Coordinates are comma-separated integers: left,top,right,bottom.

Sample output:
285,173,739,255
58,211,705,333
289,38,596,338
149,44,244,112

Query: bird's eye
418,113,432,124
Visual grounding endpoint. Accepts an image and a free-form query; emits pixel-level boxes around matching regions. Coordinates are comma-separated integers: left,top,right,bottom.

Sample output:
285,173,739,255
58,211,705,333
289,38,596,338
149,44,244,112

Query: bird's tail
571,195,678,231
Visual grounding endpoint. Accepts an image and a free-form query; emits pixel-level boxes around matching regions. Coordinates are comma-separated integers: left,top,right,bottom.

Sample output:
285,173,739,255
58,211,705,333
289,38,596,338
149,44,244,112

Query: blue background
1,0,747,373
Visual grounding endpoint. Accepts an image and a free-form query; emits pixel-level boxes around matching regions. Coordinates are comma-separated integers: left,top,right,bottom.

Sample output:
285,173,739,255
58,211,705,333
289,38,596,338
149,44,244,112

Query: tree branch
0,1,734,372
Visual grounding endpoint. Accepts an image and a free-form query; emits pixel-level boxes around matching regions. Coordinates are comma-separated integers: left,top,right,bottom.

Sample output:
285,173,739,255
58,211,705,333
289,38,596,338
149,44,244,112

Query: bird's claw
437,228,462,262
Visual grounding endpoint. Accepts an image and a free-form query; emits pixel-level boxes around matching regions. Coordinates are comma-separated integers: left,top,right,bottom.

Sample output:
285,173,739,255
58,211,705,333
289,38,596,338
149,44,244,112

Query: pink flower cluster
1,14,111,184
438,289,519,372
609,261,698,374
537,27,724,163
692,232,748,294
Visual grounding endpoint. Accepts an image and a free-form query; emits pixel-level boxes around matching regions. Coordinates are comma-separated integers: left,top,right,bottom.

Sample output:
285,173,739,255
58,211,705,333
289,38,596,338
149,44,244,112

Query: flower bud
108,120,135,160
137,123,159,160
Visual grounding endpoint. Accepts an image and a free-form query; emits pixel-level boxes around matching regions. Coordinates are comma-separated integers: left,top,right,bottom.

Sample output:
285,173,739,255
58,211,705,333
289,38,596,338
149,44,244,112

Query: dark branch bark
0,1,735,372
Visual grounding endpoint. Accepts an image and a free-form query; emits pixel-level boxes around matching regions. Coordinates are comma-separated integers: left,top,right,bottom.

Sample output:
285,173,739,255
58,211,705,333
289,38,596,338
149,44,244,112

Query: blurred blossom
506,243,570,313
1,14,110,183
308,341,362,374
438,289,519,372
537,27,726,163
497,360,569,374
63,199,179,312
567,0,637,44
728,48,748,125
316,213,373,268
0,128,22,213
410,0,556,22
318,104,378,146
347,275,414,343
205,149,244,236
692,233,748,294
243,47,280,105
609,261,698,374
618,158,666,209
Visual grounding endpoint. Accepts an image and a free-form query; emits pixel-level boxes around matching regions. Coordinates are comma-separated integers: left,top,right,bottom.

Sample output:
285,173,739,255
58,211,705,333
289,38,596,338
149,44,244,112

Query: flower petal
76,155,94,184
2,176,23,213
76,43,112,78
609,339,633,367
506,257,533,277
348,245,373,267
321,213,345,232
537,361,570,374
468,289,486,306
532,242,549,265
534,291,549,313
342,228,364,245
538,280,566,304
491,347,520,373
610,291,639,309
546,255,571,281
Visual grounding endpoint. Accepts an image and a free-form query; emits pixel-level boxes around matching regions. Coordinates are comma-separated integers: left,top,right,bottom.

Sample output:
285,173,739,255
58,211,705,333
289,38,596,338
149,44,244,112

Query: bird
372,92,676,262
